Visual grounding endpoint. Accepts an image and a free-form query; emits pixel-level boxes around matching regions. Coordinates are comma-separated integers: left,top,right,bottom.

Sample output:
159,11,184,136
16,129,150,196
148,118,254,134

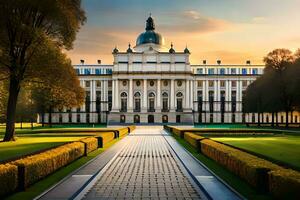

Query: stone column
190,80,193,109
185,80,190,109
170,79,175,111
143,79,147,111
157,79,161,110
128,79,133,112
112,80,115,110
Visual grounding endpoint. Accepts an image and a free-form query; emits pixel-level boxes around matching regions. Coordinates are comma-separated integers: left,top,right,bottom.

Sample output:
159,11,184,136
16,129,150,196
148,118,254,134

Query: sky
67,0,300,65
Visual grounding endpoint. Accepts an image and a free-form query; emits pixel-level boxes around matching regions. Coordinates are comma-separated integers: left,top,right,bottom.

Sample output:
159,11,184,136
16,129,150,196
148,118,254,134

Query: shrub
183,132,205,151
268,169,300,199
200,139,280,192
118,128,129,137
80,137,98,155
96,132,115,148
128,126,136,132
0,164,18,197
11,142,84,188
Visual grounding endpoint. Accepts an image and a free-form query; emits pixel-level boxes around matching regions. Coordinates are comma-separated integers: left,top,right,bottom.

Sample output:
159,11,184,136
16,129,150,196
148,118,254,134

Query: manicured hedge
0,164,18,198
128,126,136,133
80,137,98,155
183,132,205,151
96,132,115,148
11,142,84,188
118,127,129,137
200,139,280,192
268,169,300,199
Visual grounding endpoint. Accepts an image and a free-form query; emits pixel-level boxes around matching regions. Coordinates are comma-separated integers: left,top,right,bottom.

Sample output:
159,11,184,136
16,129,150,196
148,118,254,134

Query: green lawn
0,135,88,162
0,123,107,135
213,135,300,170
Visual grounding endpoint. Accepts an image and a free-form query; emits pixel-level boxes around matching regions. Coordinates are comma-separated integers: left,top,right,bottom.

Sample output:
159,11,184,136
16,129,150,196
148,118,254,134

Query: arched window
148,92,155,112
162,92,169,112
134,92,141,112
176,92,183,112
134,115,140,123
120,115,126,123
120,92,127,112
162,115,168,123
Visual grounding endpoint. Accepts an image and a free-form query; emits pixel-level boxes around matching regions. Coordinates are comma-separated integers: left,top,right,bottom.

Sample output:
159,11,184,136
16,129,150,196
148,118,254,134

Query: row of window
197,80,249,88
120,115,182,123
120,92,184,113
195,68,259,75
76,68,113,75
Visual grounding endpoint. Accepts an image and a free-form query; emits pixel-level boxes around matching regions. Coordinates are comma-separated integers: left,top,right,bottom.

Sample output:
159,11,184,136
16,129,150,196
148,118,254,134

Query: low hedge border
11,142,85,189
0,164,18,198
80,137,98,155
165,126,300,198
183,132,205,152
95,132,115,148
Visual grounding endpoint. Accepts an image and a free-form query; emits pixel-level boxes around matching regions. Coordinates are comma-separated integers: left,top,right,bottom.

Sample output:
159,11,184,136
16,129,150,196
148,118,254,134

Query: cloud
160,10,234,34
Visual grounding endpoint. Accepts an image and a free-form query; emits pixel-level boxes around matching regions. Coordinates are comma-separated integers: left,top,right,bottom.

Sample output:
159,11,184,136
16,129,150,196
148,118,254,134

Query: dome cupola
184,45,190,54
136,15,164,46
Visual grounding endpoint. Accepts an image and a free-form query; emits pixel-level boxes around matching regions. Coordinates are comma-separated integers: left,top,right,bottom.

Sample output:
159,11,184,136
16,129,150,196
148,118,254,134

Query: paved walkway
81,128,201,199
37,127,242,200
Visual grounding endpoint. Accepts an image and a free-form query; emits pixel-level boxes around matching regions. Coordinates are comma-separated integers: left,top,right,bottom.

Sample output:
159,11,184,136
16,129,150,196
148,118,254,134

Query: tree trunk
290,110,293,124
276,112,279,127
20,120,22,129
4,77,21,141
271,112,274,127
258,112,261,126
285,109,289,128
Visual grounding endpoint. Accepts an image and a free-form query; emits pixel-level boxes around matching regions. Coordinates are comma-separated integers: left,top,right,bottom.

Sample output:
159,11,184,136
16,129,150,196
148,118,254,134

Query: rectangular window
75,68,80,75
231,81,237,87
231,68,236,74
196,68,203,74
208,80,214,87
197,80,203,87
208,68,215,75
242,68,247,75
96,80,101,88
84,68,91,75
252,68,258,75
220,68,225,75
95,68,101,74
106,69,113,74
85,81,90,88
242,80,247,87
220,80,225,87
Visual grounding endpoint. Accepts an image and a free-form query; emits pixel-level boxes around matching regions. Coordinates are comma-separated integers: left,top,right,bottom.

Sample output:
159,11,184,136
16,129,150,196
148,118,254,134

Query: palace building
39,16,299,125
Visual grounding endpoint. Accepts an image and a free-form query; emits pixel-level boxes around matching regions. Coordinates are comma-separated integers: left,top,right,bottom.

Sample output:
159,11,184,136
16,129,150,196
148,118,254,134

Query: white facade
40,16,299,125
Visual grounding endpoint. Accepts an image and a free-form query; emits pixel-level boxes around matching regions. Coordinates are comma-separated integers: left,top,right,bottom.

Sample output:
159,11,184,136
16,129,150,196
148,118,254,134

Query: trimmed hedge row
164,126,300,198
269,169,300,199
80,137,98,155
200,139,280,192
183,132,205,151
96,132,115,148
12,142,85,188
0,164,18,198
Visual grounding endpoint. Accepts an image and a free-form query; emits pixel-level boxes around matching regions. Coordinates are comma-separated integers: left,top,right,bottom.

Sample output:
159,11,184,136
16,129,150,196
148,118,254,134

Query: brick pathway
82,127,202,199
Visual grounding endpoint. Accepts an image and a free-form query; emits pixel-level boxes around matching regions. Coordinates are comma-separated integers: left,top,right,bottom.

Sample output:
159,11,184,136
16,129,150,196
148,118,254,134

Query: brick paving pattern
82,128,202,199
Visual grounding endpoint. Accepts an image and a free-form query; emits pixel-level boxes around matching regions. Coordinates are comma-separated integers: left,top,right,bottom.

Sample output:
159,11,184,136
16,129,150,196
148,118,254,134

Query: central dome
136,16,164,46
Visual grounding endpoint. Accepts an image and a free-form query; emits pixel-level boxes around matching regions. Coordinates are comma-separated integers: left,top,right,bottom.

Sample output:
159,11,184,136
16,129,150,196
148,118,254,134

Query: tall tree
0,0,86,141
